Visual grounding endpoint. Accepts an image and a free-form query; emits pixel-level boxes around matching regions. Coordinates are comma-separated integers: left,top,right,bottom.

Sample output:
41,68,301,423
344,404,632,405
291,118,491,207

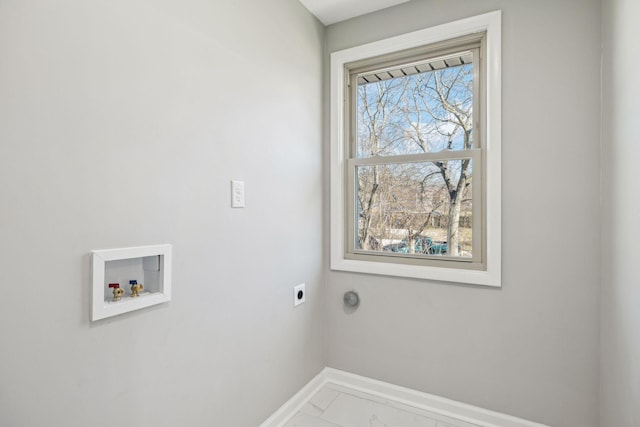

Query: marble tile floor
283,383,482,427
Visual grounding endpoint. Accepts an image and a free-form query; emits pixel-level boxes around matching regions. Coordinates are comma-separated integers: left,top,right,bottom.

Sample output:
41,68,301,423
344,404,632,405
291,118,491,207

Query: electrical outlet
294,283,305,307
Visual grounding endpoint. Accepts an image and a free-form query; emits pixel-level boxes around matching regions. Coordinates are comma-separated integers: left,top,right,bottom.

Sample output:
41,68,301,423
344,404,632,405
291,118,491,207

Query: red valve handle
108,283,120,289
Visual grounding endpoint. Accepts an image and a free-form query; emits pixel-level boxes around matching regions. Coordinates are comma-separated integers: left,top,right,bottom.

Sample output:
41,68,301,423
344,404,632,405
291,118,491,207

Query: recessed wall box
91,244,172,321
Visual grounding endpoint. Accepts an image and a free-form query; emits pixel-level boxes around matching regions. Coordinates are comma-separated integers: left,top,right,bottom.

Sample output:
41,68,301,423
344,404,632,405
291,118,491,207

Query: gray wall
325,1,601,426
1,0,623,426
0,1,324,426
601,0,640,425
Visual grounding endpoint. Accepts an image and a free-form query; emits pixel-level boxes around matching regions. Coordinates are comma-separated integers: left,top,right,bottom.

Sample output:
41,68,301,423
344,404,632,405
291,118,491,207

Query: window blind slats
357,52,473,86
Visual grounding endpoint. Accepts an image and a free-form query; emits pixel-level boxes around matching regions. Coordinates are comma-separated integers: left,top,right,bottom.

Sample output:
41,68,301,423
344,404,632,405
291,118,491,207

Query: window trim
330,11,501,286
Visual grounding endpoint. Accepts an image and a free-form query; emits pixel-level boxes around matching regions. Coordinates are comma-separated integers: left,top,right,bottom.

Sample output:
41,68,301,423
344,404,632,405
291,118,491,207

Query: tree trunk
408,231,416,253
447,156,471,257
447,191,462,257
359,166,379,250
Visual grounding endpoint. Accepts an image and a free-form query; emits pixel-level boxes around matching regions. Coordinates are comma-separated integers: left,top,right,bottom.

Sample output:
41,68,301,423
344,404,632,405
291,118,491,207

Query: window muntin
346,41,483,266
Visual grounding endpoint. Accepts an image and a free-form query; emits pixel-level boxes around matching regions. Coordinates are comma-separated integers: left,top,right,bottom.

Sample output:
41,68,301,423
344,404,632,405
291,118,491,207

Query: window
330,11,501,286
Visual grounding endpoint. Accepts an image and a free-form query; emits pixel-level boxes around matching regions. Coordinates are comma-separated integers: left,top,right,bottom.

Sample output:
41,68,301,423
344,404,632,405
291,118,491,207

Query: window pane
356,62,474,158
356,160,473,257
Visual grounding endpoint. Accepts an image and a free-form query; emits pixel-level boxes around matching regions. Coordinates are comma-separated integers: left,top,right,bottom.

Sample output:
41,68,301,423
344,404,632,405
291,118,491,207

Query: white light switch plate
231,180,245,208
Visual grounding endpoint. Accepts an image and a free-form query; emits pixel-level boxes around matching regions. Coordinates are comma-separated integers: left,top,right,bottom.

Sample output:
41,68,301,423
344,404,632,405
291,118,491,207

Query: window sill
331,256,500,287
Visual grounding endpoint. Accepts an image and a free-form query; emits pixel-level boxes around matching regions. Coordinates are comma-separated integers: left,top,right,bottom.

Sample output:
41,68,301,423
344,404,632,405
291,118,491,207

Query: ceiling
298,0,411,25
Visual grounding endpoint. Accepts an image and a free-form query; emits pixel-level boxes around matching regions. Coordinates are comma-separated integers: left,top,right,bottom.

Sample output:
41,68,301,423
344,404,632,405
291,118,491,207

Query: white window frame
330,11,501,286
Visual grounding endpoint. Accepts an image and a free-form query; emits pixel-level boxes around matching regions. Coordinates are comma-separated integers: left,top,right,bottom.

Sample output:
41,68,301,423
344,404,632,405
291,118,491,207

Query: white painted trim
329,11,502,286
258,370,327,427
260,367,549,427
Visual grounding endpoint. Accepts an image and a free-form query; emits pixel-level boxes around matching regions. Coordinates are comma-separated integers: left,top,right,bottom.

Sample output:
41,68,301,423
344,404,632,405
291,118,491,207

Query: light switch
231,180,245,208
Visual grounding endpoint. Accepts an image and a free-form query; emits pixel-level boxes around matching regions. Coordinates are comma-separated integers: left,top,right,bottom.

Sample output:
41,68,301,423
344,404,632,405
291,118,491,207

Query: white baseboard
259,367,550,427
258,370,327,427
